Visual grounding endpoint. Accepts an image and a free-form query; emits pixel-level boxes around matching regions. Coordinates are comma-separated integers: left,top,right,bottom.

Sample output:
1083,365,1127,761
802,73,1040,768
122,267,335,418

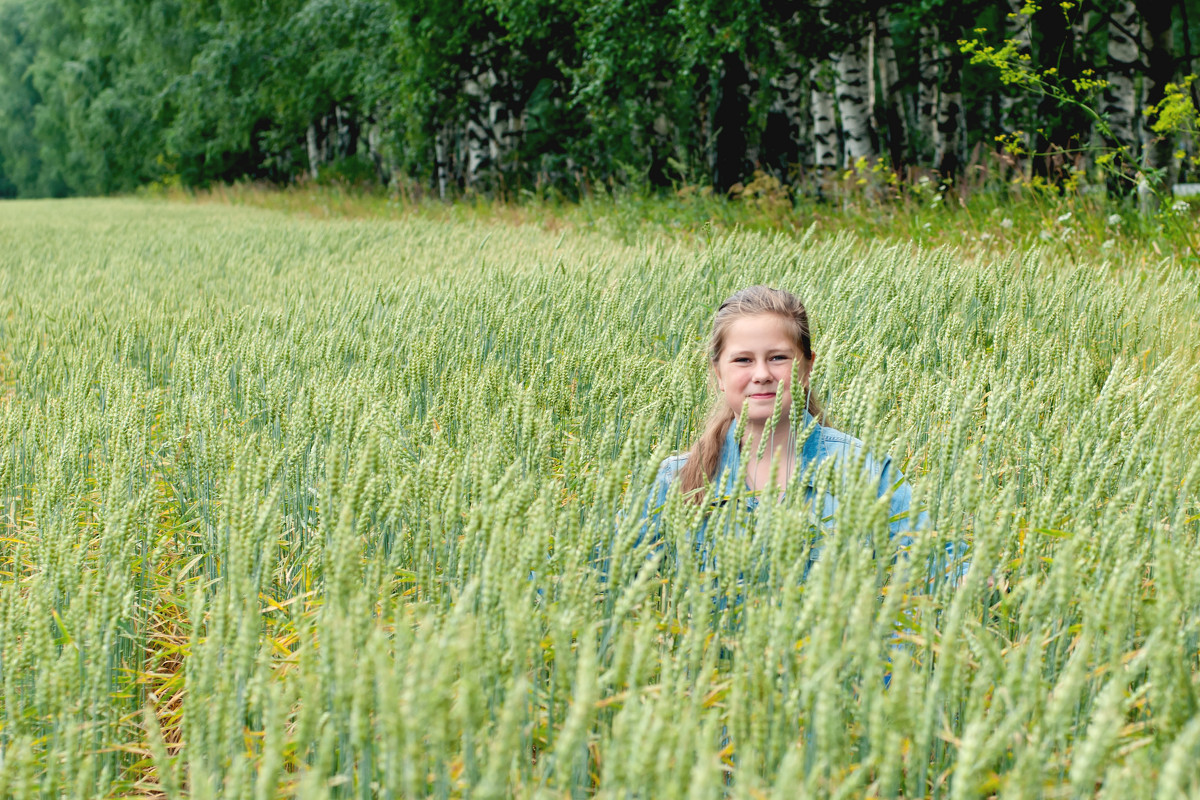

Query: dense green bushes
1,0,1197,199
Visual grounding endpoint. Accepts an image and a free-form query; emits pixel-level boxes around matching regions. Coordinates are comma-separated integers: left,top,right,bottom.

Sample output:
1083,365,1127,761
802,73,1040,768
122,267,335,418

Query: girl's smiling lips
750,392,776,398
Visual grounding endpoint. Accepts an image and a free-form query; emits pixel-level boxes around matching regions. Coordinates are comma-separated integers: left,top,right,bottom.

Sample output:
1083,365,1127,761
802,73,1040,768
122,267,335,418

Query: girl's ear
711,362,723,393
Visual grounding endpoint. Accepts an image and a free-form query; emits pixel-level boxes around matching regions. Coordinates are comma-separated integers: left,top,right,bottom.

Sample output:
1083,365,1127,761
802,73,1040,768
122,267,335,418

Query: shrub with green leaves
0,199,1198,797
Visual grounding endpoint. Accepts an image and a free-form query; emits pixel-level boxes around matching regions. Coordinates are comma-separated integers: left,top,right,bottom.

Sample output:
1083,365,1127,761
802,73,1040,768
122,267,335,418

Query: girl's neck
741,415,792,459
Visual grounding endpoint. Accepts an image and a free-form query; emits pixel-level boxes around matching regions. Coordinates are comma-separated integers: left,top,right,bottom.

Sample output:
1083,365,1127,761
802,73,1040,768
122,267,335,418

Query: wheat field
1,198,1198,798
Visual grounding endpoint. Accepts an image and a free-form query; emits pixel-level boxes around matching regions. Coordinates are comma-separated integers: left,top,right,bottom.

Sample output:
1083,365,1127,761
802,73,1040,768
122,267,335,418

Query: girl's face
712,313,812,427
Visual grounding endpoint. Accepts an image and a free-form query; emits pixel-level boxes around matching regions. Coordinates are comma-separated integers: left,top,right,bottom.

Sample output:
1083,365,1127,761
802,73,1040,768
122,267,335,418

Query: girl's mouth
750,392,776,399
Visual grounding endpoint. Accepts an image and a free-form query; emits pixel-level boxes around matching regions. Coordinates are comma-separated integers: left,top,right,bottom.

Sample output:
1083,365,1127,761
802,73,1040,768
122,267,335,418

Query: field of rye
1,198,1199,798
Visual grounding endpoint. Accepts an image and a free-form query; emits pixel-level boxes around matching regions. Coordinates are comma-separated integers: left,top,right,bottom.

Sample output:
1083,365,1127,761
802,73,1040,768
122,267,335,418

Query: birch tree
874,8,907,169
1136,0,1179,210
933,37,964,177
434,125,453,200
916,26,938,163
1101,0,1140,178
2,0,1198,198
810,63,840,177
461,52,525,193
765,49,808,179
833,27,876,167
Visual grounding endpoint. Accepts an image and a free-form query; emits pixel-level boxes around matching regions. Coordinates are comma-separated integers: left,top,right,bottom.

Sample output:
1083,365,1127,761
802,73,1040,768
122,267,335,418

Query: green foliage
961,11,1200,257
0,1,40,196
0,0,1198,200
308,155,383,188
2,199,1199,796
1147,76,1200,138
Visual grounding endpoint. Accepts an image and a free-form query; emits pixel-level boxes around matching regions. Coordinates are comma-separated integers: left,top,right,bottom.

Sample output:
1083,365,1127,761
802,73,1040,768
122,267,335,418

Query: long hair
676,286,823,501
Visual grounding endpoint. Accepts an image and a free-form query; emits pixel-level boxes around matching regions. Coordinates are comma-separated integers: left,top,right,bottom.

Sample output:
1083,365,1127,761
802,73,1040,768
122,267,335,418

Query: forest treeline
0,0,1197,199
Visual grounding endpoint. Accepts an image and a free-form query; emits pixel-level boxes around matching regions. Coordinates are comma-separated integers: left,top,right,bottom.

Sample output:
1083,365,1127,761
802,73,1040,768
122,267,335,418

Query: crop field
1,198,1199,798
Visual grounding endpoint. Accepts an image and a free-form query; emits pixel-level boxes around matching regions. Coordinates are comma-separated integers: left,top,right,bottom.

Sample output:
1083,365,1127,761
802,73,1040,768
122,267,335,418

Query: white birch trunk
306,106,360,180
365,121,385,180
771,61,806,162
462,68,494,190
306,122,322,180
333,104,349,157
833,30,876,167
766,15,808,179
434,125,451,199
810,63,839,171
1102,1,1139,159
916,27,938,161
874,8,906,166
1138,1,1177,212
933,40,963,176
488,71,518,175
461,63,523,192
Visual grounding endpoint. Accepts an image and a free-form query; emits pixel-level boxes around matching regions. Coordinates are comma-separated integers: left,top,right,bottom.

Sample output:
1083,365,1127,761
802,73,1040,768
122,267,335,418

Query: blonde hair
677,286,823,501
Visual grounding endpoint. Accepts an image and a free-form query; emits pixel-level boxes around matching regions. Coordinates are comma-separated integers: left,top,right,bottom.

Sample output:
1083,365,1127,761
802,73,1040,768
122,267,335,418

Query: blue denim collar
716,410,822,496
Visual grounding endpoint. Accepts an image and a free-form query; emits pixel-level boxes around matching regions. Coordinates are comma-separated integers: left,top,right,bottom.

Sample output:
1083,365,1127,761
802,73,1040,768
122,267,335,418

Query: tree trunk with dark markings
916,26,938,164
933,38,963,179
810,61,839,187
1102,0,1140,192
833,26,876,167
874,8,906,170
1137,0,1178,211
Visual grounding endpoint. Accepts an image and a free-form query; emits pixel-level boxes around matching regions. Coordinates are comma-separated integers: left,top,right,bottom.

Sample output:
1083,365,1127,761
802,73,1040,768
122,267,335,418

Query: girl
646,286,926,565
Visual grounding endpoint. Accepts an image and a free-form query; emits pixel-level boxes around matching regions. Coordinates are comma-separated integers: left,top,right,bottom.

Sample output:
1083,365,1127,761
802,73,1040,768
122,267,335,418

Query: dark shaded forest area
0,0,1197,200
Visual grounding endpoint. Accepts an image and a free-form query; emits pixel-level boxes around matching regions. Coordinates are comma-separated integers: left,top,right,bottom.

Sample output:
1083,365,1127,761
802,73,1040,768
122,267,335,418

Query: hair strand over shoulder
676,285,823,502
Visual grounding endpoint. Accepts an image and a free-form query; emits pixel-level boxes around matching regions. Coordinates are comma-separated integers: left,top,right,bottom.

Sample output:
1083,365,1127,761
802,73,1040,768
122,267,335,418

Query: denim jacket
642,410,932,572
